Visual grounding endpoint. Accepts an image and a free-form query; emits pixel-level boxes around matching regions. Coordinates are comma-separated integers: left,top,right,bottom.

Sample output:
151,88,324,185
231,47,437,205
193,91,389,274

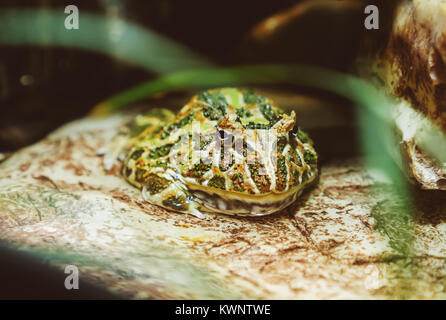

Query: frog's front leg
126,165,204,219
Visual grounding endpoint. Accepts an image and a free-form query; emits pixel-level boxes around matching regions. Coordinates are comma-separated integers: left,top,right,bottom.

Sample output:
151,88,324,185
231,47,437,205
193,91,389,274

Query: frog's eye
218,130,233,144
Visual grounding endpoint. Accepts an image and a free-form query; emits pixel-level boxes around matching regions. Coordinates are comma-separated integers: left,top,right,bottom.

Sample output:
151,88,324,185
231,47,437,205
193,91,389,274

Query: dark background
0,0,369,151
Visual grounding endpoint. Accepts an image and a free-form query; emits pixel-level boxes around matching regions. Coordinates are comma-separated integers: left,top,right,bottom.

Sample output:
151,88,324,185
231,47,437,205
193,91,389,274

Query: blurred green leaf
0,9,212,73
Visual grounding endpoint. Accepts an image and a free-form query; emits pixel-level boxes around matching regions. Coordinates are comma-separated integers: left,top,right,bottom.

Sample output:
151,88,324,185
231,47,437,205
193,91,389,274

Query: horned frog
103,88,318,218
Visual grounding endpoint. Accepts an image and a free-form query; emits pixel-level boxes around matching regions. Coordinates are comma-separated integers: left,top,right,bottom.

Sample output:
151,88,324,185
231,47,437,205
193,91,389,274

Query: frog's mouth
187,177,317,216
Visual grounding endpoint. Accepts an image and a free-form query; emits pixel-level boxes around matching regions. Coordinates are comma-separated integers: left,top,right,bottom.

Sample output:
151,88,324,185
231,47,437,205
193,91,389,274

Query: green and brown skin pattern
104,88,318,218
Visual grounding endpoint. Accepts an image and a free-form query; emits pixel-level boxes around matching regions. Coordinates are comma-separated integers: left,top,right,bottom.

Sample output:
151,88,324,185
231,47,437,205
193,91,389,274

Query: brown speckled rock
1,113,446,299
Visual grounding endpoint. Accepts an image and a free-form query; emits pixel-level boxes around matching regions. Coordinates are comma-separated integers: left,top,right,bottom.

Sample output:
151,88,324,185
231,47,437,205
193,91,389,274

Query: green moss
372,198,414,257
371,194,419,299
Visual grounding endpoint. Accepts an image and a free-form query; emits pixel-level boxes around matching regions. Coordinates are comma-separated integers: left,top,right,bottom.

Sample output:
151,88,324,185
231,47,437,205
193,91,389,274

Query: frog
102,88,318,218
